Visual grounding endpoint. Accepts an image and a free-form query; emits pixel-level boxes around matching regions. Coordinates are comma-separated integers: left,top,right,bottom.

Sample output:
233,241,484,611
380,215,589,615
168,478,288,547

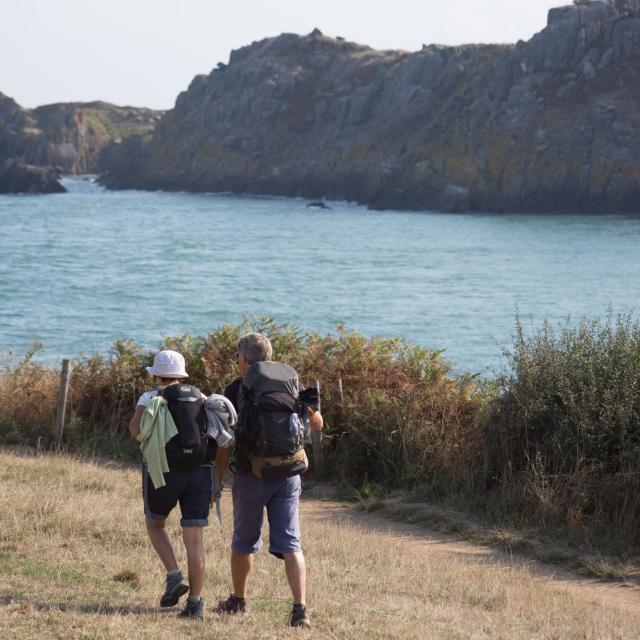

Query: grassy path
302,500,640,615
1,449,639,639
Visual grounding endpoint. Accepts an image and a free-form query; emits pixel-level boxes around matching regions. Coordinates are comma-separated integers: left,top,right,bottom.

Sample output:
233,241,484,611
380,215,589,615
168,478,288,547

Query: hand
210,481,224,507
308,408,323,431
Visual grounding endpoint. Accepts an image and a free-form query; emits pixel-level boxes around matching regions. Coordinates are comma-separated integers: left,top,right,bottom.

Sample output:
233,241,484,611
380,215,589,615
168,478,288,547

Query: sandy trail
301,499,640,613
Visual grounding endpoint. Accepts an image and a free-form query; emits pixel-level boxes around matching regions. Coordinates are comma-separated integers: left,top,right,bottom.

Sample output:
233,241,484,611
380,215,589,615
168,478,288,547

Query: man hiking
216,332,323,628
128,349,233,620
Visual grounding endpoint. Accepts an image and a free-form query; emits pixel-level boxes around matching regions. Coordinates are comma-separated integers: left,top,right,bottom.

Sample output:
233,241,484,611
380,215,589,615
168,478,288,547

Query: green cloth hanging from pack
137,396,178,489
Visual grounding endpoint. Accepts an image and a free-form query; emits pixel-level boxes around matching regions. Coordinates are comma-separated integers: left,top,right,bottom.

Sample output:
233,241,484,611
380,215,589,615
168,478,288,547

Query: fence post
309,377,323,474
336,378,344,406
55,359,72,450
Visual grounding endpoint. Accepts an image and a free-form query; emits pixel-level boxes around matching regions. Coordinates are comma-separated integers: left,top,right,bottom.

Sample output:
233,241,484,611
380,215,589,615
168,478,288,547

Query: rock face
0,160,65,194
100,1,640,212
31,102,163,174
0,92,163,180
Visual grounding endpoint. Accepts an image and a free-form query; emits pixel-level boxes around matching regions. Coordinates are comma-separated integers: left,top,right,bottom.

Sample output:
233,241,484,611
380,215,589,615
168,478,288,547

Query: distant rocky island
0,94,161,193
5,0,640,212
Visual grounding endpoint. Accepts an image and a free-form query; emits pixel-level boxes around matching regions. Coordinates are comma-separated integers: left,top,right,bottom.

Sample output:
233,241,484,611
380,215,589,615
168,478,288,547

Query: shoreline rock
0,160,65,194
307,200,331,209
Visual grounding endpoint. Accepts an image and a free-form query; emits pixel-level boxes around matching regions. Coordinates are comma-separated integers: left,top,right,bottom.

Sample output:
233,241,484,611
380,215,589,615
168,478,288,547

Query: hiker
216,332,323,628
128,349,235,620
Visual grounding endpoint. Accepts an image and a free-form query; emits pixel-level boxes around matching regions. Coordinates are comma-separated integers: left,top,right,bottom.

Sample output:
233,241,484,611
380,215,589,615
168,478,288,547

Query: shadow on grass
0,595,165,616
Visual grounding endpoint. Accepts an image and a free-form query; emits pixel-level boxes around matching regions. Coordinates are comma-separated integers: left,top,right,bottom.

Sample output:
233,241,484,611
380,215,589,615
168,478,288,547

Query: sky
1,0,565,110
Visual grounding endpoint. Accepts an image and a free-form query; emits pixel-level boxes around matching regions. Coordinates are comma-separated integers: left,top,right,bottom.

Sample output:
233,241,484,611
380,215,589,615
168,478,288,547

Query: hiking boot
216,593,247,614
178,597,204,620
160,572,189,607
290,604,311,628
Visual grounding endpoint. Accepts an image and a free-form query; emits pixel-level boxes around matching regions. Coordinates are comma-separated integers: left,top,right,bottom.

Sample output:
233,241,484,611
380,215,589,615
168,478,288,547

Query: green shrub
484,313,640,542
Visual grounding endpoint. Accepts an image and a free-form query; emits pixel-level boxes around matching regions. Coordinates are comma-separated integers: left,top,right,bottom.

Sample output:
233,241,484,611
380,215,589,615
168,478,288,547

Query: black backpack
160,383,211,472
238,361,304,459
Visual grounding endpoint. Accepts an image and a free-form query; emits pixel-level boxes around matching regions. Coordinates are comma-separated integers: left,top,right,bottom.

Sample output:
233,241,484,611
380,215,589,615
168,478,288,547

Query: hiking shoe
159,572,189,607
178,597,204,620
290,604,311,628
216,593,247,614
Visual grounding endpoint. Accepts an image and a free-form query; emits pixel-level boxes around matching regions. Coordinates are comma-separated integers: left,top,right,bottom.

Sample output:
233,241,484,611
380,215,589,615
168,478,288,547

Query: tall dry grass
1,449,639,640
0,318,481,486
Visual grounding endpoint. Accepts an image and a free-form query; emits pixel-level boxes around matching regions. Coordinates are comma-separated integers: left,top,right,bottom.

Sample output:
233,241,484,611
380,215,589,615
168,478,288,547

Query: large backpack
238,362,307,479
160,383,211,472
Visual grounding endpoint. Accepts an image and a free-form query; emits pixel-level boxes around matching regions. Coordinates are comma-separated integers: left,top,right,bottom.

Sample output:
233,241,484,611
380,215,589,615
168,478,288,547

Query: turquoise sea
1,176,639,374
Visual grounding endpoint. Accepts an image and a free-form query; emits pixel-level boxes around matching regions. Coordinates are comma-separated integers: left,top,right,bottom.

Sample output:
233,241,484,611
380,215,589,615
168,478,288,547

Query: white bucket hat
146,350,188,378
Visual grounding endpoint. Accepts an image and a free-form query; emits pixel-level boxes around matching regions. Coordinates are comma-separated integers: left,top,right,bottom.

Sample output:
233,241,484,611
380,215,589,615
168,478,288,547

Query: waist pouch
165,440,208,472
250,448,308,480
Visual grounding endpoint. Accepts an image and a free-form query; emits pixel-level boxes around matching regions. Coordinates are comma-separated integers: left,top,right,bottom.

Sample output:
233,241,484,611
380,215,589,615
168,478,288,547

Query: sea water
1,176,639,374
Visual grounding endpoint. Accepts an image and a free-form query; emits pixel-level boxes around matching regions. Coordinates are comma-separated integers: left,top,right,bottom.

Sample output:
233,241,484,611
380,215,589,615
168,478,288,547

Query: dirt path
300,499,640,613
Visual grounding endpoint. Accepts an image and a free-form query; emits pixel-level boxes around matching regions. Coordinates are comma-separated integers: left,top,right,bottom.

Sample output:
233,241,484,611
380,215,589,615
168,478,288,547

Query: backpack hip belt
250,448,308,480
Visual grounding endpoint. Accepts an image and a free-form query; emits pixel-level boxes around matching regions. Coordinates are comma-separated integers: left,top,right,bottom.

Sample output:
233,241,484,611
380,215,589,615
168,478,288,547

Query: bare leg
147,518,179,572
283,551,306,605
231,552,253,598
182,527,206,597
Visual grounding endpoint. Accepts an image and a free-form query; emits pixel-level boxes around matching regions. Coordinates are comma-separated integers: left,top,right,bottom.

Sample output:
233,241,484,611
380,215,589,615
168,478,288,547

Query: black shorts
142,465,212,527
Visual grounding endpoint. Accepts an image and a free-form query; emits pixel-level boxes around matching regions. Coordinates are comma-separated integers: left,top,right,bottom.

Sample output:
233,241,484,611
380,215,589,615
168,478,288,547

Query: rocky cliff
0,159,65,194
0,92,162,189
31,101,162,174
100,0,640,212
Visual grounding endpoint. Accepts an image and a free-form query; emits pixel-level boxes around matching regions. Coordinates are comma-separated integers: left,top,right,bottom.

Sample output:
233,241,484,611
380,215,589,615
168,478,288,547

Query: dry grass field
1,448,640,640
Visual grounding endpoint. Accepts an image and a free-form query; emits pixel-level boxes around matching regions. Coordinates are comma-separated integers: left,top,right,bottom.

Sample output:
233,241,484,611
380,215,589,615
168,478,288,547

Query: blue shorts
142,465,212,528
231,472,302,558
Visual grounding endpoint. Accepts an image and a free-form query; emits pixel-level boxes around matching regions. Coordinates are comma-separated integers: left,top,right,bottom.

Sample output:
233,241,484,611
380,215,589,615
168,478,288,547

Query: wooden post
309,377,323,473
336,378,344,406
55,359,72,450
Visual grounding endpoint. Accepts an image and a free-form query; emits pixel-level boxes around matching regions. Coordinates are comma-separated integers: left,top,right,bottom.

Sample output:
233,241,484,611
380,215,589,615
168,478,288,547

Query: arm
215,446,232,484
211,446,232,507
128,405,145,440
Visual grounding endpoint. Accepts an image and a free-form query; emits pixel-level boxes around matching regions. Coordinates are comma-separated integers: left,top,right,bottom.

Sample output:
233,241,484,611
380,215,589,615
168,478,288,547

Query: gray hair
238,332,273,364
